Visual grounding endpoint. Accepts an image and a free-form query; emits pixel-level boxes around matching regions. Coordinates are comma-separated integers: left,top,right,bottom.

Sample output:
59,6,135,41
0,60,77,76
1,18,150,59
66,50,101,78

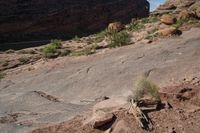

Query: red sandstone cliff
0,0,149,43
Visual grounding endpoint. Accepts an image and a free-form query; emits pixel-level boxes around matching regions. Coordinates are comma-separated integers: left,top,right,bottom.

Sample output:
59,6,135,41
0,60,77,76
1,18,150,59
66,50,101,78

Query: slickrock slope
0,27,200,133
0,0,149,44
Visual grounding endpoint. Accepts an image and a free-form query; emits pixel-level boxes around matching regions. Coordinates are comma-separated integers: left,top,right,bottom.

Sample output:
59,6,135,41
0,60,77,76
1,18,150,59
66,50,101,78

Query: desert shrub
42,39,62,58
94,30,108,43
148,16,159,23
60,49,71,56
0,72,6,80
134,78,160,101
140,17,149,23
5,49,15,54
173,18,187,28
17,49,36,54
2,61,9,67
128,22,145,31
71,46,96,56
85,30,108,45
108,31,130,48
18,57,30,64
145,29,159,41
73,35,81,42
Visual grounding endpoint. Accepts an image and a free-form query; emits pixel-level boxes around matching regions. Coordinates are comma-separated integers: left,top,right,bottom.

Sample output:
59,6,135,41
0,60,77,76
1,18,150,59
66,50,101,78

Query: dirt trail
0,28,200,133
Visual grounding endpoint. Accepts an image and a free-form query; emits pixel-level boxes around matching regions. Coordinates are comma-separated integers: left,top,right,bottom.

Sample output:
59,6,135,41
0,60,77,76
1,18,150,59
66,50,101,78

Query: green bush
128,22,145,31
148,16,159,23
42,39,62,58
108,31,130,48
71,46,96,56
85,30,108,45
0,72,6,80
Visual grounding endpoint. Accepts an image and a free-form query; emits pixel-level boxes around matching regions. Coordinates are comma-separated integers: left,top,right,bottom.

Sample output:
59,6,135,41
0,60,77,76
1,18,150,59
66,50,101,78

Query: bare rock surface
0,28,200,133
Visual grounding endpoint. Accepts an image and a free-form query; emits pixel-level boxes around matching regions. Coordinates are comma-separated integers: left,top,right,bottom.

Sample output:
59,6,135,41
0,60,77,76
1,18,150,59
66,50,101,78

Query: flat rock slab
0,28,200,133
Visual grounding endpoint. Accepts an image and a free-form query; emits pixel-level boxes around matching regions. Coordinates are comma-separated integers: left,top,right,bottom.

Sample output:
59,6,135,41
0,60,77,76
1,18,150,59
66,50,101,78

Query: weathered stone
111,120,132,133
93,97,128,113
91,111,115,129
157,4,176,10
108,22,124,33
0,0,150,44
160,15,176,25
158,27,178,36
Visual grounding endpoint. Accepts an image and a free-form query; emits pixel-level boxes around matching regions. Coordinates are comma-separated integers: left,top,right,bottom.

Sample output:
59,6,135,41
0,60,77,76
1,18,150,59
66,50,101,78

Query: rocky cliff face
0,0,149,44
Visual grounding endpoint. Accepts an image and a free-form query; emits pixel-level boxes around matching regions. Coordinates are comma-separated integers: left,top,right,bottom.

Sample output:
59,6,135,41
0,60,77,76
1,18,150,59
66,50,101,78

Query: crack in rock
33,91,60,102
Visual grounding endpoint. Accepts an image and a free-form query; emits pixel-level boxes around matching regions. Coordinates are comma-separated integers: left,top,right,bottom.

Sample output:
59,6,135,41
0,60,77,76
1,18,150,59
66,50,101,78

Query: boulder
158,27,178,36
91,111,115,129
111,120,133,133
93,97,128,113
108,22,125,33
160,14,176,25
157,4,176,10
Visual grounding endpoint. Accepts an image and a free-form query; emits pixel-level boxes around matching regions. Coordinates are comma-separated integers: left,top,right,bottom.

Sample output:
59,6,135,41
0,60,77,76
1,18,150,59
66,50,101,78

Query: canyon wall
0,0,149,44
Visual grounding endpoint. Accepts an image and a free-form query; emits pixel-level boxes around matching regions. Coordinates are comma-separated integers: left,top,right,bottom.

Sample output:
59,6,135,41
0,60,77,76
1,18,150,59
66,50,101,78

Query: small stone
111,120,132,133
93,97,128,113
158,27,179,36
92,111,115,128
160,14,176,25
104,128,112,133
163,101,173,109
107,22,124,33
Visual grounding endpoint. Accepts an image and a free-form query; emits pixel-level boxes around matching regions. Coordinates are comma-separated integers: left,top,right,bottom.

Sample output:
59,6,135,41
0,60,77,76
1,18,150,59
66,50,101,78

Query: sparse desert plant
148,15,159,23
73,35,80,42
60,49,71,56
18,57,30,64
71,46,96,56
145,29,159,42
133,78,160,101
84,30,108,45
94,30,108,43
128,22,145,31
173,18,187,28
140,17,149,23
172,16,198,28
0,72,6,80
5,49,15,54
2,60,9,67
108,31,130,48
42,39,62,58
17,49,36,54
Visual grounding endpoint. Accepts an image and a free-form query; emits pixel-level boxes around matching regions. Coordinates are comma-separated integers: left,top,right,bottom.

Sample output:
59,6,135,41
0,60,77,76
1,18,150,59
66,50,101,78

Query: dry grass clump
133,78,160,101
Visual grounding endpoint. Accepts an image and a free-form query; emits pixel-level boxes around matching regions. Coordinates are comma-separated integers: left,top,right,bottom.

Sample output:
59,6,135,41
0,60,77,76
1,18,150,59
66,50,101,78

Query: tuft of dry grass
133,78,160,101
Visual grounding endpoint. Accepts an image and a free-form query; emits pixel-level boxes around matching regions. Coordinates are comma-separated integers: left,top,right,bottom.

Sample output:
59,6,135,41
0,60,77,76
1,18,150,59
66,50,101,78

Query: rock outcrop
155,0,200,15
0,0,149,44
